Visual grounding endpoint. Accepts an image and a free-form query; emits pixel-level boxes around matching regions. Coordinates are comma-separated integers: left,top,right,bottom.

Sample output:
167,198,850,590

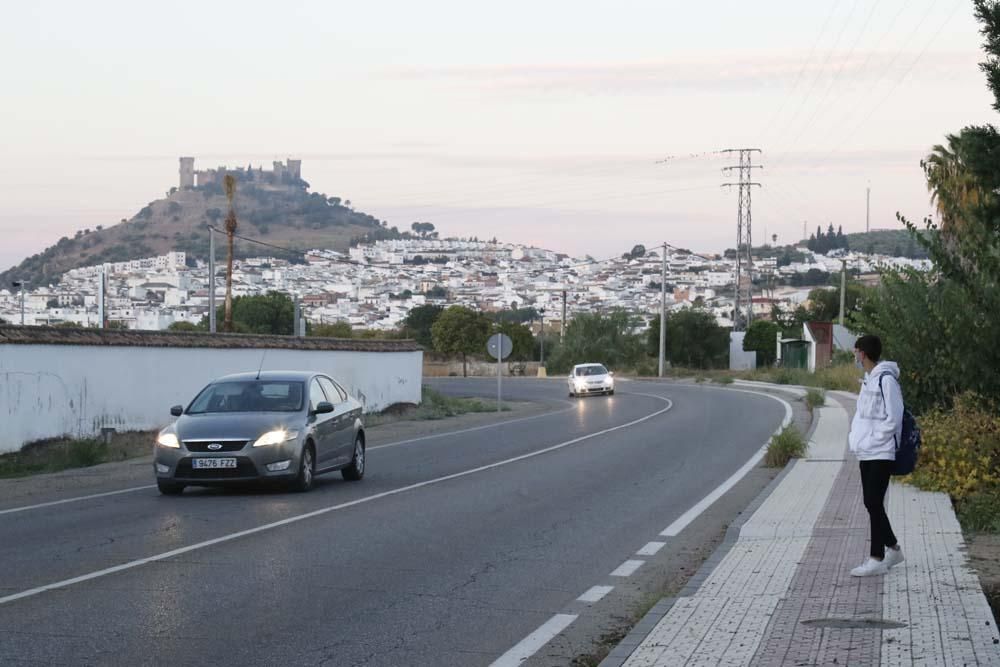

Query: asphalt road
0,378,785,666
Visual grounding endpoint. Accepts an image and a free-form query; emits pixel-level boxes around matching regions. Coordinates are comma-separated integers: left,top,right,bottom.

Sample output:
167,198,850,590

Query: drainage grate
800,618,907,630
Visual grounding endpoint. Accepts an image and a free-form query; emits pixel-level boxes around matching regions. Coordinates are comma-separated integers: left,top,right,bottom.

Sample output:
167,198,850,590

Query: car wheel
608,390,615,396
157,480,185,495
342,434,365,481
292,443,316,492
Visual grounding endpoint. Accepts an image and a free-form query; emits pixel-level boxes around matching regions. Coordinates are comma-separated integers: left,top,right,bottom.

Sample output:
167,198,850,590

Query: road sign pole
497,351,501,413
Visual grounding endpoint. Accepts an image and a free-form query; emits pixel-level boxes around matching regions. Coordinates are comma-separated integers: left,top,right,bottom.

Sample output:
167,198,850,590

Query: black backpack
878,373,921,476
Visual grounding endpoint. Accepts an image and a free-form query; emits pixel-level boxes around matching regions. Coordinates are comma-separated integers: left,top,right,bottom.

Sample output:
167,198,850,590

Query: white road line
610,559,645,577
0,401,576,518
0,485,156,516
660,389,793,537
636,541,666,557
577,586,615,603
489,613,579,667
0,396,673,607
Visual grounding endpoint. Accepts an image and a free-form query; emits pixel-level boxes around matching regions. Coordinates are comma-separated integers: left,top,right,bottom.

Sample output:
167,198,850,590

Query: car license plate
192,458,237,469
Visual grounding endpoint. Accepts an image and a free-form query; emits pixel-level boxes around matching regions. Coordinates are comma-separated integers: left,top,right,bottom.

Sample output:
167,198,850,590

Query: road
0,378,786,666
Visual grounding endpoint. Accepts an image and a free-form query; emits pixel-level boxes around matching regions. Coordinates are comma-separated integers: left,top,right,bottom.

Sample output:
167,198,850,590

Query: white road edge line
610,559,645,577
0,395,673,607
577,585,614,603
659,387,793,537
636,541,666,557
489,613,579,667
0,485,157,516
0,401,576,518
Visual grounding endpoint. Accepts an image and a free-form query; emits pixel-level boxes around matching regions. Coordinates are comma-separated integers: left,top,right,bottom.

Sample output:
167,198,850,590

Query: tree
223,175,238,332
646,310,729,369
311,321,353,338
204,292,295,335
546,309,645,373
402,304,444,348
743,319,781,367
496,321,534,361
168,321,201,332
431,306,492,376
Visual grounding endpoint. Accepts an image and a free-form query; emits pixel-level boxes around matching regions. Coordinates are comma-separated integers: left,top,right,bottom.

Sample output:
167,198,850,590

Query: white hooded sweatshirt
849,361,904,461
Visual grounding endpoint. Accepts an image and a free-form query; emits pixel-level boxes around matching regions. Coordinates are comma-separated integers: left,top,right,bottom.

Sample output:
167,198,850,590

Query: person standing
848,334,905,577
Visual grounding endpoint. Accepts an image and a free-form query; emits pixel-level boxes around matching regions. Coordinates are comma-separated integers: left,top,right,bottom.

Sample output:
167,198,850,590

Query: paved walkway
602,391,1000,666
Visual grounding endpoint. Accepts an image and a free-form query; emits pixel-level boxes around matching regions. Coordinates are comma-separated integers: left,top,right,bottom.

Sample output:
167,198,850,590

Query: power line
755,0,844,145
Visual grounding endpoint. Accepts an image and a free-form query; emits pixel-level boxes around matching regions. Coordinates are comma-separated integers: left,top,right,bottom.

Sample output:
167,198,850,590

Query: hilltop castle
178,157,303,190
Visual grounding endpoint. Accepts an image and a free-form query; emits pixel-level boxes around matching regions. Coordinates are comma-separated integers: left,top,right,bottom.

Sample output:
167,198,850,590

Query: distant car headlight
574,379,587,389
253,429,299,447
156,432,180,448
607,377,615,387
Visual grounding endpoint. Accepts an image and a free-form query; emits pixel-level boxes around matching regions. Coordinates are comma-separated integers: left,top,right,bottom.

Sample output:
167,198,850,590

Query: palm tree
921,134,987,236
223,175,238,332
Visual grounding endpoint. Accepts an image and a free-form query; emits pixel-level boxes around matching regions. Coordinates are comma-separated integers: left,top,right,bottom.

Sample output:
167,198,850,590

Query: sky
0,0,995,271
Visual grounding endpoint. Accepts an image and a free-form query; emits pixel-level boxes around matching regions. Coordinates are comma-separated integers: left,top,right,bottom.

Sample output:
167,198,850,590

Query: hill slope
1,183,402,286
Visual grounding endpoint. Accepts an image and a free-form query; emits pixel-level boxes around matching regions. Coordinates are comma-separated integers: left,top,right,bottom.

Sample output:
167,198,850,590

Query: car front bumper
154,442,306,485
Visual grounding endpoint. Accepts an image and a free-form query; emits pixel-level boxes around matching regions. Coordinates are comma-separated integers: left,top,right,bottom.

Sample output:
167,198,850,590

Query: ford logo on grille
207,443,223,451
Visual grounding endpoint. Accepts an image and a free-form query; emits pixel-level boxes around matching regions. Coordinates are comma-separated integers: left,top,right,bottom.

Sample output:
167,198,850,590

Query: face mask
854,355,864,370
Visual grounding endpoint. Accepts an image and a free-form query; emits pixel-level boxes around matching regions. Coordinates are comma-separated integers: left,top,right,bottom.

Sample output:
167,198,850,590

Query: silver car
567,363,615,397
153,371,365,495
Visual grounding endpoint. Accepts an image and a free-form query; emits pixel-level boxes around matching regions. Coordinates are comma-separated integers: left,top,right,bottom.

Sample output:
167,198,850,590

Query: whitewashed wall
0,344,422,453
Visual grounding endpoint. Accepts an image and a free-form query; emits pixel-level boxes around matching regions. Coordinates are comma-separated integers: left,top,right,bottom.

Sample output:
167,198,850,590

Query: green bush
764,426,807,467
714,376,734,385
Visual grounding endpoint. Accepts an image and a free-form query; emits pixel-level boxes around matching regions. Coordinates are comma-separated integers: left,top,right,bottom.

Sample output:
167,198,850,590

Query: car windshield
576,365,608,376
187,381,305,414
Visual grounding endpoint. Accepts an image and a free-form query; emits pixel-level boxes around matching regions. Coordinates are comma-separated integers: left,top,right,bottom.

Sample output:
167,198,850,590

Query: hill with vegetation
845,229,932,259
1,181,405,287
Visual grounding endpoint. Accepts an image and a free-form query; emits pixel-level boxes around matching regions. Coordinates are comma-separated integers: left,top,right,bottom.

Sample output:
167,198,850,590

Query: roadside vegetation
764,426,808,468
354,386,504,428
0,431,154,478
804,388,826,412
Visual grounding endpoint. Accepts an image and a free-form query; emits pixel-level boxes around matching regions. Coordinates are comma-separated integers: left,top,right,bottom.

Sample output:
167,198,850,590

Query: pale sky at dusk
0,0,994,271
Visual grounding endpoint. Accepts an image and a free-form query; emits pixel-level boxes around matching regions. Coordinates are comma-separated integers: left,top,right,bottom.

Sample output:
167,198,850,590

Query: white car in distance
567,363,615,397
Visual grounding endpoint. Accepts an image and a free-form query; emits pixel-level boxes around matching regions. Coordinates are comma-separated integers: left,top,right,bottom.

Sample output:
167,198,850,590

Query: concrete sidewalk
601,393,1000,666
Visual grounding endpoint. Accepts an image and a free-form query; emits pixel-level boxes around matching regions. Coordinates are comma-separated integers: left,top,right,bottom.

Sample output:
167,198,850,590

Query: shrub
765,426,807,467
907,393,1000,501
714,376,734,385
805,388,826,411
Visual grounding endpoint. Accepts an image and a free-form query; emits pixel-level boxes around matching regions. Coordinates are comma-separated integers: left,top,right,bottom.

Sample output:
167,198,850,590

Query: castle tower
287,159,302,180
179,157,195,189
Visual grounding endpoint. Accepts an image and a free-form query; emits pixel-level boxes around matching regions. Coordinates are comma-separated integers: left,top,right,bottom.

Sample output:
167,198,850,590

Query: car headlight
253,429,299,447
156,432,180,448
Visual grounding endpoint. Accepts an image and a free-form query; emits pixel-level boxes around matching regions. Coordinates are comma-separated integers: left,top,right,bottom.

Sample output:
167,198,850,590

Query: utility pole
658,243,667,377
802,221,807,243
866,185,871,233
561,290,567,341
97,270,106,329
839,258,847,327
722,148,762,331
539,307,545,367
208,226,216,333
12,280,27,325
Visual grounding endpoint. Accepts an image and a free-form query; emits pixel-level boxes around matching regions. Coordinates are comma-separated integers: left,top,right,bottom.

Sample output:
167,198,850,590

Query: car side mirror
609,371,615,377
314,401,334,415
170,405,184,417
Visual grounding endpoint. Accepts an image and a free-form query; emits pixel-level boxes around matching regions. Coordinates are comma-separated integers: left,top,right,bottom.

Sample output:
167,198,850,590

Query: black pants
860,460,898,559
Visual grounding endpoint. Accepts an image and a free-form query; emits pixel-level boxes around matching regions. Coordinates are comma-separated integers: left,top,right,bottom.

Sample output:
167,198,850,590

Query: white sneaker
851,557,890,577
883,546,905,569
